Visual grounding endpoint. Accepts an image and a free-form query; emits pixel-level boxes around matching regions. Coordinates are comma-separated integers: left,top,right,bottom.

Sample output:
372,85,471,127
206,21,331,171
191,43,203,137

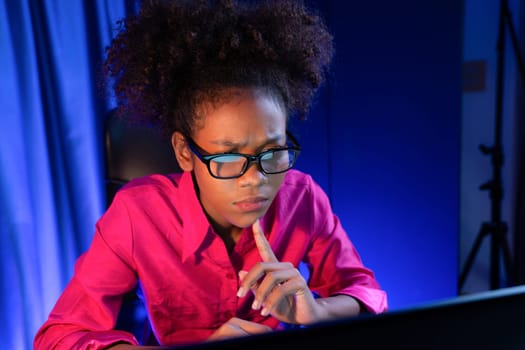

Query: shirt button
225,272,235,280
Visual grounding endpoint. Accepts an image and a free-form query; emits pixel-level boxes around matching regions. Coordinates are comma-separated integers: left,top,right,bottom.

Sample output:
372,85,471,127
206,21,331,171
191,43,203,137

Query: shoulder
98,172,191,241
115,173,184,202
120,172,183,191
104,173,190,219
270,170,336,239
281,168,315,187
276,169,332,213
280,169,324,197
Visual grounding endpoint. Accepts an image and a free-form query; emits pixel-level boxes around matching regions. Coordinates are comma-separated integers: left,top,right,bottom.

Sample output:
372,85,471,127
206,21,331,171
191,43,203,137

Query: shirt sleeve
34,196,141,350
303,177,388,314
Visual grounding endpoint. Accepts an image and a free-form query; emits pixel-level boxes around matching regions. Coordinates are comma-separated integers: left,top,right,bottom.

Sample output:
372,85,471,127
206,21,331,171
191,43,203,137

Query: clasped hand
209,219,321,342
238,219,320,325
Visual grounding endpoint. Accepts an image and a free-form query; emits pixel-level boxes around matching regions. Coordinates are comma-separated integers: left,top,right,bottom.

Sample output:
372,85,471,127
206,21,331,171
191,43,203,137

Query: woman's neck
205,213,243,254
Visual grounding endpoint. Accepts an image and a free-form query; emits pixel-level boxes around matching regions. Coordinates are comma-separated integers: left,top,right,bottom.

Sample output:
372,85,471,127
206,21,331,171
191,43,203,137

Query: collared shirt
34,170,387,349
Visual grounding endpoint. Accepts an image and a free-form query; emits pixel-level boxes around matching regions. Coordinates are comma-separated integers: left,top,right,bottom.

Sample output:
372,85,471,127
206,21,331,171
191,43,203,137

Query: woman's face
173,89,288,231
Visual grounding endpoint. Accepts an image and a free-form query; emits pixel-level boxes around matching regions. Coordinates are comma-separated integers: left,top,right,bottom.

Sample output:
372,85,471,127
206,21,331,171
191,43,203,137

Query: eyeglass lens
209,149,296,178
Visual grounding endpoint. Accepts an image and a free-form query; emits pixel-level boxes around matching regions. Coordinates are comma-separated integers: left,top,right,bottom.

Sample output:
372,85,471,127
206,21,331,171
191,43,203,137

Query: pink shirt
34,170,387,349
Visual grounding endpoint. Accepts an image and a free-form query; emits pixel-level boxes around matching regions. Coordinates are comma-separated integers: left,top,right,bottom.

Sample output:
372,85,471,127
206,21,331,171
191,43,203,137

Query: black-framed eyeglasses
186,131,301,179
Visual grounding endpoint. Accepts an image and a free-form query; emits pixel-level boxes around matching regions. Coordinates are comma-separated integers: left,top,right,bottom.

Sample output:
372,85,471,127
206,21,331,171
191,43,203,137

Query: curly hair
103,0,334,137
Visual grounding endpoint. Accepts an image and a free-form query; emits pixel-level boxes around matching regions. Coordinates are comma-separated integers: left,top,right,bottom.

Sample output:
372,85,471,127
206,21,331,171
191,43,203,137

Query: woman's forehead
194,89,286,131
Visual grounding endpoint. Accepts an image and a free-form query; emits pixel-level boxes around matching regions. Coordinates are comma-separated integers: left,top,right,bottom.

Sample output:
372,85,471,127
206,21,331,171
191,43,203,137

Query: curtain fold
0,1,131,348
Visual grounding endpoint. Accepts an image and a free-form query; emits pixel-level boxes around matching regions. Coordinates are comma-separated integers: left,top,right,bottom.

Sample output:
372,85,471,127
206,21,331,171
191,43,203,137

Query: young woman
34,1,387,348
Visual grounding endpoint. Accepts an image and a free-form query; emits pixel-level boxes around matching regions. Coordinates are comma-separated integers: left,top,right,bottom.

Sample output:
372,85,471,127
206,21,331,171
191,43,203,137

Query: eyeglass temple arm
286,130,301,149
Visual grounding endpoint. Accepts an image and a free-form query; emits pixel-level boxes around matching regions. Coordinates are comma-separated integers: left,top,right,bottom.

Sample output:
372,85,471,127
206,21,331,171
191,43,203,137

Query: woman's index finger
252,219,278,262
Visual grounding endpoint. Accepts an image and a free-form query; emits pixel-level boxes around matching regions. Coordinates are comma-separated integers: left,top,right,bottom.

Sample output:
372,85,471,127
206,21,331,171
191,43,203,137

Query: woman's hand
108,317,271,349
107,318,270,348
207,317,273,342
107,344,171,349
238,220,362,326
237,220,322,325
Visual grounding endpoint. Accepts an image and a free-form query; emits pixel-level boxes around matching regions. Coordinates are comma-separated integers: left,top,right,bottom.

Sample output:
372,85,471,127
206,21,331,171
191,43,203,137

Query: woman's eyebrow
209,134,285,148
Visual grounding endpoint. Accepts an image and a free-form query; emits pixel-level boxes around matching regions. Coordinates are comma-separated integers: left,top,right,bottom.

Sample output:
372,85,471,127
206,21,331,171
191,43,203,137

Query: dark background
291,0,462,309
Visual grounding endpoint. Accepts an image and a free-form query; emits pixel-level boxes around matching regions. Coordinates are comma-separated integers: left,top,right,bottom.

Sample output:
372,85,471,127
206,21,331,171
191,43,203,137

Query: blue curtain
0,1,136,348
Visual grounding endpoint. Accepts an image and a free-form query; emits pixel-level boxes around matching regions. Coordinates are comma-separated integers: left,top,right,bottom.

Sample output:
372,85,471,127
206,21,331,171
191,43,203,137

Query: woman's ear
171,132,194,172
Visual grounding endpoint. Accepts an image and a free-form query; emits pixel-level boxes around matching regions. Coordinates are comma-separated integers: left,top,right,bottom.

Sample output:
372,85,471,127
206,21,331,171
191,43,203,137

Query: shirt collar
178,171,211,262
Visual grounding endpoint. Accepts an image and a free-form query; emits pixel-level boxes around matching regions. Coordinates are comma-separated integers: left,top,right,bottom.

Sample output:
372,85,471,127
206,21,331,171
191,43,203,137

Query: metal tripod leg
492,222,514,288
458,223,491,292
458,221,514,292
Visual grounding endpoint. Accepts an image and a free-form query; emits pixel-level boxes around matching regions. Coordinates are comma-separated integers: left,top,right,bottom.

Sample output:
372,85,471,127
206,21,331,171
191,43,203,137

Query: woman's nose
238,159,266,186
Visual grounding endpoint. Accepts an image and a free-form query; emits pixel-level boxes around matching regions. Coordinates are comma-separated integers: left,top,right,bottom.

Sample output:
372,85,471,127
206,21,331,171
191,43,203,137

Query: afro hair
104,0,334,137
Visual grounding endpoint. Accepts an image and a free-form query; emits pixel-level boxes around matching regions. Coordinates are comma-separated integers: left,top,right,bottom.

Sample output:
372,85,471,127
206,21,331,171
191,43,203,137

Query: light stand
458,0,525,293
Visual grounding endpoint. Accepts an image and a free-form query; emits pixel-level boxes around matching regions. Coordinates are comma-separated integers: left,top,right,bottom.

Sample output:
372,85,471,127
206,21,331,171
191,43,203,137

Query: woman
34,1,387,348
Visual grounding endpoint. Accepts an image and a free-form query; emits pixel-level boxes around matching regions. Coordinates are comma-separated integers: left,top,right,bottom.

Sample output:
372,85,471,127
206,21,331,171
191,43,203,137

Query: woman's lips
234,196,268,212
